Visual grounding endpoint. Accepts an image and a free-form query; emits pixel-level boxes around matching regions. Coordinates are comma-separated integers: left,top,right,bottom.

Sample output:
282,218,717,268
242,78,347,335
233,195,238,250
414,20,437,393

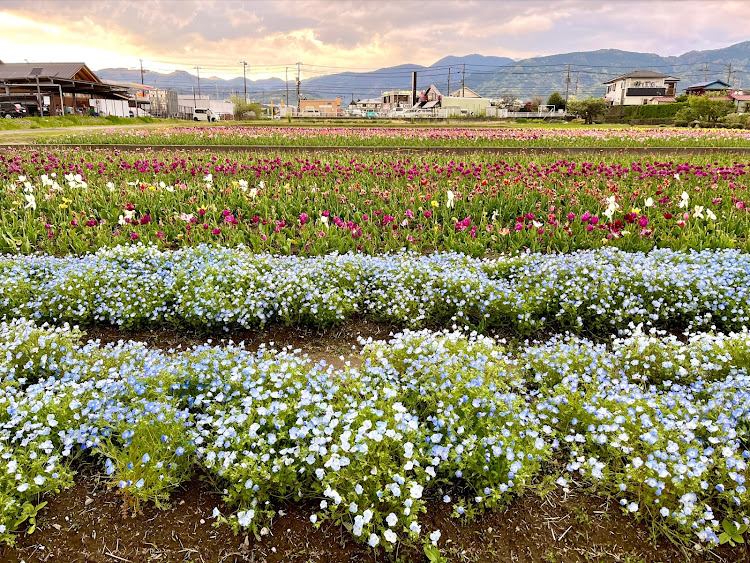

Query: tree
547,91,566,110
230,95,263,120
687,95,733,123
567,97,608,124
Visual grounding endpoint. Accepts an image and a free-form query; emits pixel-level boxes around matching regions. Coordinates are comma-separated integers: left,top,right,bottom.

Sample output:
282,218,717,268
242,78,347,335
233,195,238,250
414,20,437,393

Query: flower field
2,132,750,561
54,125,750,147
0,319,748,551
2,148,749,255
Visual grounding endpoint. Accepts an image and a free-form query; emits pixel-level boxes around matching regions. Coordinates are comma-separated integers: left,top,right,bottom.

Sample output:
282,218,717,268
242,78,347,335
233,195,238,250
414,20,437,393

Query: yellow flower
631,207,641,215
59,203,68,209
431,200,439,208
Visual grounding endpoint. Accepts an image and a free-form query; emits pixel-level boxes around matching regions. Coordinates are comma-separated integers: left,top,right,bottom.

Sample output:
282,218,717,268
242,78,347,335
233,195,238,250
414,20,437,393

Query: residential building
603,70,680,106
684,79,731,96
300,97,342,115
449,87,483,98
355,98,382,111
730,92,750,113
381,90,411,110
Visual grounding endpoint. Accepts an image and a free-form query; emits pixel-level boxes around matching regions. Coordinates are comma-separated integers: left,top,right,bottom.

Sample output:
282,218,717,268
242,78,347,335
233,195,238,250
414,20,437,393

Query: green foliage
547,91,566,110
687,95,733,122
719,519,748,546
721,113,750,129
566,98,608,124
230,95,263,120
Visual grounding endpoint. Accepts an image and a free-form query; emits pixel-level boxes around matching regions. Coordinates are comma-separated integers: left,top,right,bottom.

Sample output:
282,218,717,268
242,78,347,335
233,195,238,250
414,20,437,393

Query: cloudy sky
1,0,748,79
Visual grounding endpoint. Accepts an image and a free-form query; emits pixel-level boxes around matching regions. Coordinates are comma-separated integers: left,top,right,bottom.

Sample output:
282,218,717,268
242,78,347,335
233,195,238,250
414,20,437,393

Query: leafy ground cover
0,246,748,335
0,319,747,556
0,116,168,131
2,149,749,254
51,125,750,147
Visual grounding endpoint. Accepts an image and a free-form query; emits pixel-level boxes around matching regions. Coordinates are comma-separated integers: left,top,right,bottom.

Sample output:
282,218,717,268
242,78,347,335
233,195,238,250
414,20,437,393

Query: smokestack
411,71,417,107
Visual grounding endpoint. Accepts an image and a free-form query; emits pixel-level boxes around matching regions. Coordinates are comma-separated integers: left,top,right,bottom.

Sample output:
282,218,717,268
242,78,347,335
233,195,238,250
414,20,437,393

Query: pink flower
198,208,206,216
140,214,151,225
70,220,78,226
299,212,309,225
406,209,415,219
156,231,164,239
566,212,575,221
581,212,591,223
423,210,432,219
586,224,594,232
222,209,231,216
202,223,209,230
470,226,477,239
515,223,524,231
589,216,599,225
362,214,369,221
737,201,746,210
638,215,649,228
130,232,139,240
322,210,330,217
211,227,222,235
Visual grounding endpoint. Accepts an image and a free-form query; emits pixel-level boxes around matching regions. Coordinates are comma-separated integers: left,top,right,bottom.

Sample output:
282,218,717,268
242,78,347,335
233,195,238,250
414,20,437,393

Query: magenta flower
581,212,591,222
130,232,139,240
566,212,575,220
299,213,309,225
638,215,649,227
211,227,222,235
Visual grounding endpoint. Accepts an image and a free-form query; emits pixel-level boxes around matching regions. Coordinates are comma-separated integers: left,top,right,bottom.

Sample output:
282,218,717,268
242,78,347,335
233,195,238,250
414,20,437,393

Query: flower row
56,125,750,147
3,149,749,254
0,319,747,549
0,245,749,334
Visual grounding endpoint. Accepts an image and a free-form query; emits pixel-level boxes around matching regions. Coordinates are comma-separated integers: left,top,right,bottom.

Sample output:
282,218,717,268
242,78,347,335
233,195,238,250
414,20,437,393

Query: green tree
687,95,733,123
567,98,608,124
547,91,566,110
230,96,263,120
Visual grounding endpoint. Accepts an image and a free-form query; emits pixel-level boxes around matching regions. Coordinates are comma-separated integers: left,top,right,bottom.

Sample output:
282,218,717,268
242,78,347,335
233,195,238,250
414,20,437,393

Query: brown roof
0,62,100,82
651,96,676,103
731,94,750,101
603,70,680,84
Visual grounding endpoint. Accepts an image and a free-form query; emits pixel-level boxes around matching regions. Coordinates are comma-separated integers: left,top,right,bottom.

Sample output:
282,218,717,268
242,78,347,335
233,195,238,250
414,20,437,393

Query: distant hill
95,41,750,103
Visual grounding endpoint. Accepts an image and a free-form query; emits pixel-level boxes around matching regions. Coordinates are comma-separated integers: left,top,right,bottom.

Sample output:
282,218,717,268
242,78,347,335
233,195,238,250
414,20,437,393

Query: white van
193,108,217,122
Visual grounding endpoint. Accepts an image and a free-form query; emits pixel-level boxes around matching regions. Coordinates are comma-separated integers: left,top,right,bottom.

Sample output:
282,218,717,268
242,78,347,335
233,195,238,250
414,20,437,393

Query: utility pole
35,76,43,117
704,62,708,82
240,61,247,103
285,67,289,107
296,62,301,112
139,59,145,96
447,67,451,95
461,63,465,96
574,73,580,97
564,64,571,107
726,63,733,86
192,86,196,108
195,67,201,97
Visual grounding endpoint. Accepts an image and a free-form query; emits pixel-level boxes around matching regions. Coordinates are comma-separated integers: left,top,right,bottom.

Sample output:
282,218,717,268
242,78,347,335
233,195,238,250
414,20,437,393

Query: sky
1,0,749,81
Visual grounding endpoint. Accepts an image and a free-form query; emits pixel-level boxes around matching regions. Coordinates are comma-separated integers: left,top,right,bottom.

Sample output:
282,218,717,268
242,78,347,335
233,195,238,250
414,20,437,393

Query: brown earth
1,472,744,563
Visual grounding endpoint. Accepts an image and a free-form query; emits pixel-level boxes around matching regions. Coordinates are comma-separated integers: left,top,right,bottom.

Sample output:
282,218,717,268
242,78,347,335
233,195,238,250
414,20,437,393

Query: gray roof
685,79,730,90
0,62,89,81
603,70,680,84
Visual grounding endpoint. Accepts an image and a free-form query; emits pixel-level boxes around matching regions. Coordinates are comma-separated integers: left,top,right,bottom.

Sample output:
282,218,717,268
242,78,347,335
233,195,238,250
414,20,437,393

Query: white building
177,94,234,120
603,71,680,106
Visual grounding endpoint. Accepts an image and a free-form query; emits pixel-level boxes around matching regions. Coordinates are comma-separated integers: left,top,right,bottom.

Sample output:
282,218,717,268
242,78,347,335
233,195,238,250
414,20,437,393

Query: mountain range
96,41,750,104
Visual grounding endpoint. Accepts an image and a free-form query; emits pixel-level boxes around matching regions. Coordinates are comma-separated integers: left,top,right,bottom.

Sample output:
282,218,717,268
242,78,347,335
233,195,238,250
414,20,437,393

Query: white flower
706,208,717,220
645,197,654,207
24,193,36,211
446,190,454,209
310,514,318,524
409,482,423,499
678,191,689,208
386,512,397,526
429,530,441,544
693,205,704,219
368,533,380,547
384,529,397,543
248,188,258,198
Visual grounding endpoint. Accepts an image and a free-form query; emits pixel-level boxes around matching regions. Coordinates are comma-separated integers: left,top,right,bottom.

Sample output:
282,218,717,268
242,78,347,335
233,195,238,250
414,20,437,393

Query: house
300,97,342,115
0,61,129,116
649,96,677,105
730,92,750,113
355,98,382,111
449,87,482,98
603,70,680,106
381,90,412,110
412,84,442,111
684,79,731,96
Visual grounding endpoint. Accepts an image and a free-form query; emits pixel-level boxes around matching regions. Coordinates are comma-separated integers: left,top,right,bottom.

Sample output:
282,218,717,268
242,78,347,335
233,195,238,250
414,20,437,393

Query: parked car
193,108,217,122
347,108,363,117
1,103,27,119
387,107,406,118
365,110,377,118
